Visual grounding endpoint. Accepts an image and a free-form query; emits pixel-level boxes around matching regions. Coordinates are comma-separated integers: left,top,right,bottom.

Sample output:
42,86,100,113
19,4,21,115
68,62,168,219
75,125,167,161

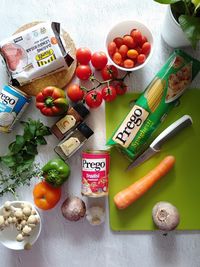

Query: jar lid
73,103,90,118
77,123,94,139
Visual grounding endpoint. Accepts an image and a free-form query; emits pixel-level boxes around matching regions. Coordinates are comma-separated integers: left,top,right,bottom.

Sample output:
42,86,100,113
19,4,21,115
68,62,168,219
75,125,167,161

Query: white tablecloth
0,1,199,266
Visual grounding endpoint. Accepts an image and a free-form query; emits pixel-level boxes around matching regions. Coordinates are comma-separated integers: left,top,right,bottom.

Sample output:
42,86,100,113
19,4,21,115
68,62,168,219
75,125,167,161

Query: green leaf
179,15,200,48
16,156,35,173
26,143,38,155
154,0,181,4
36,136,47,145
9,135,25,154
1,155,16,167
36,126,51,137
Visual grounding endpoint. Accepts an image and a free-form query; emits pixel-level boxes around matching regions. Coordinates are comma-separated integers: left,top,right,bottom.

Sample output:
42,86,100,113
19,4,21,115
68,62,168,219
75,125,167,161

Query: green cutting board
105,89,200,231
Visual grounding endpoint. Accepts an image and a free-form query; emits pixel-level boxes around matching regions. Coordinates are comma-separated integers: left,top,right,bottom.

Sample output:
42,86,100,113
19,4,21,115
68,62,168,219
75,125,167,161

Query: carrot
114,155,176,210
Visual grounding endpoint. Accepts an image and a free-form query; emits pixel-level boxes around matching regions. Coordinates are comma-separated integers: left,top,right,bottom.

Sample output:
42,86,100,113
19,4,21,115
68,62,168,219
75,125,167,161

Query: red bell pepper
36,86,68,116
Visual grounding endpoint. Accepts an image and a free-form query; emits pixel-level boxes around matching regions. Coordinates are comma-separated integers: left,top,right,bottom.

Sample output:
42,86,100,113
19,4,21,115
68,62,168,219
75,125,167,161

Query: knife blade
126,115,193,171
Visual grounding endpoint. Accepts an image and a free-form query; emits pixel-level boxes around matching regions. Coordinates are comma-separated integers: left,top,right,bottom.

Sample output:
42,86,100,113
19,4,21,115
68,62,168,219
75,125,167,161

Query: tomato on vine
101,85,117,102
76,65,92,80
76,47,92,64
85,90,103,108
101,65,118,80
115,81,128,95
67,84,84,102
91,52,108,70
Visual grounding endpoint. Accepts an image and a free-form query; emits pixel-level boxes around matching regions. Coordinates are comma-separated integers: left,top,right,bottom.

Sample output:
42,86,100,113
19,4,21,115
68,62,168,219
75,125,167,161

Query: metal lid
77,123,94,139
73,103,90,119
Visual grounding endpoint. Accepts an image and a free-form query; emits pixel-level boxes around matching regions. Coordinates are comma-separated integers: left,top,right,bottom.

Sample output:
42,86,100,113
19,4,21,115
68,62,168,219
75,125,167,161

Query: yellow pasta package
107,49,200,160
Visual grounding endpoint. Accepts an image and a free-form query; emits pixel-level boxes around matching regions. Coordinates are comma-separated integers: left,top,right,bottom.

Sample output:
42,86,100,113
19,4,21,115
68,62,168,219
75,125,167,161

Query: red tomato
142,42,151,55
91,52,108,70
137,54,146,64
130,29,143,44
113,37,124,48
118,44,129,59
33,181,61,210
108,41,117,56
123,59,134,68
141,35,147,45
101,85,117,102
76,47,92,64
67,84,84,102
112,52,122,65
115,82,128,95
101,65,118,80
85,90,103,108
76,65,92,80
123,35,136,48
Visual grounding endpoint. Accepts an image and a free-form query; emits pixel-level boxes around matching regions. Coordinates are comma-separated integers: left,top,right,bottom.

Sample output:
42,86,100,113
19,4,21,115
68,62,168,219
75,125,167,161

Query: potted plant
154,0,200,49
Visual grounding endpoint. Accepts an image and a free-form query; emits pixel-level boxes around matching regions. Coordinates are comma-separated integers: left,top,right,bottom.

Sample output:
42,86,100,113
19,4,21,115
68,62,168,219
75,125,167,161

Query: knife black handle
150,115,193,151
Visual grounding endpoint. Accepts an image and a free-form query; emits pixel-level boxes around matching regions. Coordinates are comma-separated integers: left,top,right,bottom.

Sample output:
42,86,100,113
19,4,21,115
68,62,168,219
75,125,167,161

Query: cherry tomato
127,49,138,59
108,41,117,56
123,59,134,68
113,37,124,48
112,52,122,65
101,65,118,80
118,45,129,59
137,54,146,64
135,46,142,54
141,35,147,45
76,47,92,64
91,51,108,70
115,81,128,95
66,84,84,102
33,181,61,210
130,29,143,44
85,90,103,108
123,35,136,48
142,42,151,55
76,65,92,80
101,85,117,102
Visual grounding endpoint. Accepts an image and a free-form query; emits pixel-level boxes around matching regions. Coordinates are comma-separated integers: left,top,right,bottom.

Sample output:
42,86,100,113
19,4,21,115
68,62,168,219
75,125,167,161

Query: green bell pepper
42,158,70,187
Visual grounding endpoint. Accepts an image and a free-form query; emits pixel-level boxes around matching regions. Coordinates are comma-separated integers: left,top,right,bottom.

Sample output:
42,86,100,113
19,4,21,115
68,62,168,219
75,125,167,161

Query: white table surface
0,1,200,266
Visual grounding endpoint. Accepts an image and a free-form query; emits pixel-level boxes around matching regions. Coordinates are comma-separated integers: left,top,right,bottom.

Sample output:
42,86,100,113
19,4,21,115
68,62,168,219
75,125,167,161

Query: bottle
54,122,94,160
51,103,90,140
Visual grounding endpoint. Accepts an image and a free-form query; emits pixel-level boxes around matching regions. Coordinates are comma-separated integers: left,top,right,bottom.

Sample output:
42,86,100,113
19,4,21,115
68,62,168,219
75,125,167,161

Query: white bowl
105,20,154,72
0,201,41,250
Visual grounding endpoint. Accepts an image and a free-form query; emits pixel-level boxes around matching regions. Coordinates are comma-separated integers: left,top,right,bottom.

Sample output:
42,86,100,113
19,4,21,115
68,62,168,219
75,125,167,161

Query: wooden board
105,89,200,231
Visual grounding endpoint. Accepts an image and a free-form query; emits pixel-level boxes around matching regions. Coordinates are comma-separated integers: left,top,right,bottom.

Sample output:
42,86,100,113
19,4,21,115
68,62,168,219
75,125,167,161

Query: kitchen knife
126,115,193,171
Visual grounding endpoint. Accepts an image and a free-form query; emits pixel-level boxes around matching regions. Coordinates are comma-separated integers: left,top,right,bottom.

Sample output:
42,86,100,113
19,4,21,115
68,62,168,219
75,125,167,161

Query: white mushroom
20,220,27,227
16,234,24,242
0,215,5,227
22,225,32,235
27,215,37,224
15,209,23,219
31,210,36,215
23,207,31,217
12,217,17,223
7,217,13,224
86,206,105,226
2,208,11,217
4,201,11,210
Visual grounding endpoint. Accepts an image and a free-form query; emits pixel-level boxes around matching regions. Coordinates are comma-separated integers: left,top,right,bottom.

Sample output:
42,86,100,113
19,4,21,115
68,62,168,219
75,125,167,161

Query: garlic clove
86,206,105,226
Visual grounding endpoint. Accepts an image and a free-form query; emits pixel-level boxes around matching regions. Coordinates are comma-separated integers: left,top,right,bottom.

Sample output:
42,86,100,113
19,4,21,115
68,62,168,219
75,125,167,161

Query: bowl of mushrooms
0,201,41,250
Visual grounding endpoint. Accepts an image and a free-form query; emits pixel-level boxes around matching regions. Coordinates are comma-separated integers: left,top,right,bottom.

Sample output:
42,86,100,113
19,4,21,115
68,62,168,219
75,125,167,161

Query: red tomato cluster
108,29,151,69
66,47,128,109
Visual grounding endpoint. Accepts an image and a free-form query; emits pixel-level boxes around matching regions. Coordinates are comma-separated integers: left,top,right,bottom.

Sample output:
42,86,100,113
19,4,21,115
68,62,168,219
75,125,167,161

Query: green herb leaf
1,155,16,168
154,0,181,4
179,14,200,48
9,135,25,153
26,143,38,156
36,136,47,145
